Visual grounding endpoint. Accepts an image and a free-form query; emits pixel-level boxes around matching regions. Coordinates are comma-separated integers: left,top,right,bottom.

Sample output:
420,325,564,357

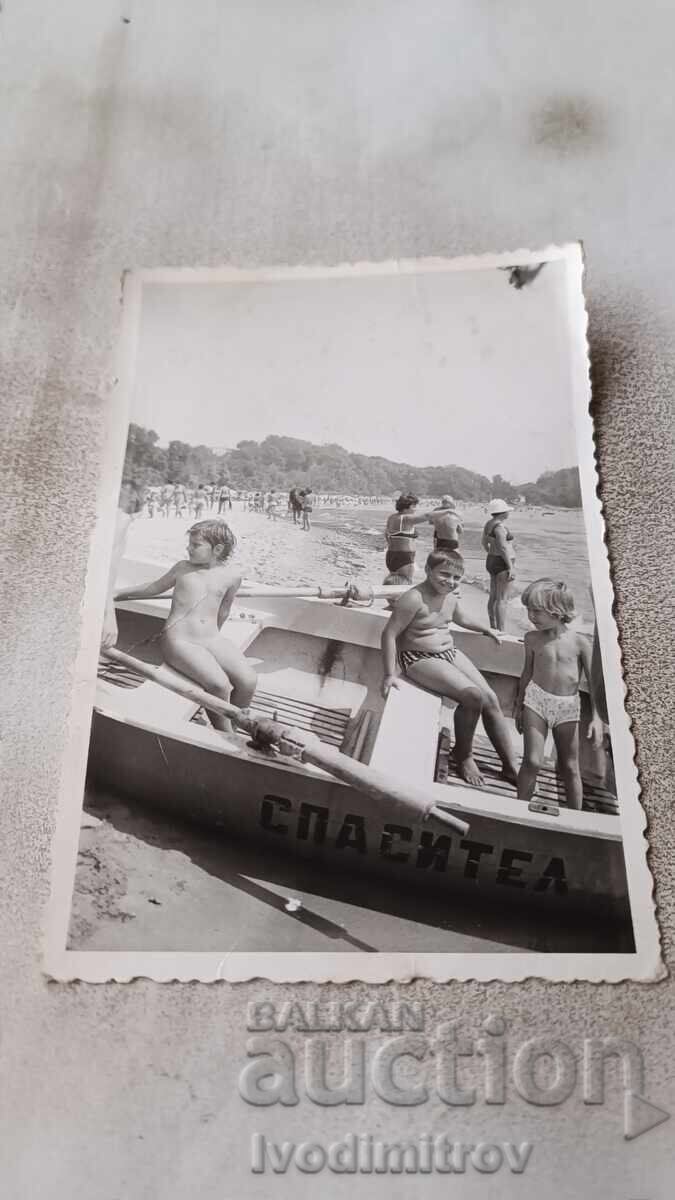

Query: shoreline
124,504,519,631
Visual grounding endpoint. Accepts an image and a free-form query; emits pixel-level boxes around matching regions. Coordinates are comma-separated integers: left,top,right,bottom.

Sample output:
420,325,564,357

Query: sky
131,259,578,483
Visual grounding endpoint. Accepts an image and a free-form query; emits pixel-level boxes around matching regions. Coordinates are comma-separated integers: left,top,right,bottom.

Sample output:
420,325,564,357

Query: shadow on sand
80,791,633,955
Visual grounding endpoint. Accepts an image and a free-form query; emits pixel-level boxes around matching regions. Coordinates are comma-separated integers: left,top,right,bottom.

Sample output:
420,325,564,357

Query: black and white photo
46,249,660,982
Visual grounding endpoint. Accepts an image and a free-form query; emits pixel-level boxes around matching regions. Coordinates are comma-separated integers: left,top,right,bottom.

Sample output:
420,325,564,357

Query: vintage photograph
46,250,658,981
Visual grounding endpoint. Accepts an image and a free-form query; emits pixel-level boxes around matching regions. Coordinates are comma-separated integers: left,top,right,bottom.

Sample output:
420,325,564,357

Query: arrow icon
624,1091,671,1140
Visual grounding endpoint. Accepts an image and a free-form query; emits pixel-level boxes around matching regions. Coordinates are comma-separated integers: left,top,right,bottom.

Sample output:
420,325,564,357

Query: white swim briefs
523,679,580,729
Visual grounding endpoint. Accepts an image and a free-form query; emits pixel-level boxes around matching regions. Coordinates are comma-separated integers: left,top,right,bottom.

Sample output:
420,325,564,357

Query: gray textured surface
1,1,673,1196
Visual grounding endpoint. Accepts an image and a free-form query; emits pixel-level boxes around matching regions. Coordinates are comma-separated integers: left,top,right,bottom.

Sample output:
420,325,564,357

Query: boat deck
97,654,621,806
99,659,376,760
435,726,619,815
190,688,354,750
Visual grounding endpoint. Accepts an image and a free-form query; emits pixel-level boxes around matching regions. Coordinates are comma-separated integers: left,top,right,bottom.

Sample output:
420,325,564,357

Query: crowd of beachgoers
139,481,400,520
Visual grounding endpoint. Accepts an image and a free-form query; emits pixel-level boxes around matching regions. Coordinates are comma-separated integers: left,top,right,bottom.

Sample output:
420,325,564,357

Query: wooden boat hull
88,705,631,926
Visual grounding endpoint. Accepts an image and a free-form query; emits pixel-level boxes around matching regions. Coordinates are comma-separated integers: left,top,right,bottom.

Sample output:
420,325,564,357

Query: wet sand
70,797,627,954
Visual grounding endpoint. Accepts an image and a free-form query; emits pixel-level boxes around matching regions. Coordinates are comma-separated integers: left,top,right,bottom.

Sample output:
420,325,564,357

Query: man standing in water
381,550,518,788
429,494,463,552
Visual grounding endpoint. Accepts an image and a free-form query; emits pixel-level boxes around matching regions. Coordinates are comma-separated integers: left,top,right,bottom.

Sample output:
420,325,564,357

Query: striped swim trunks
398,645,456,674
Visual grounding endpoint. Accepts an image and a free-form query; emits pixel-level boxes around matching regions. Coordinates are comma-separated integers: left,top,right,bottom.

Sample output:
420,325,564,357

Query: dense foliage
520,467,582,508
122,424,582,506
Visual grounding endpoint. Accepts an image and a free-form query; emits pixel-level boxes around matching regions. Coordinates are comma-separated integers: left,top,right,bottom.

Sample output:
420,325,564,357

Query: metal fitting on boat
334,581,375,607
246,717,284,753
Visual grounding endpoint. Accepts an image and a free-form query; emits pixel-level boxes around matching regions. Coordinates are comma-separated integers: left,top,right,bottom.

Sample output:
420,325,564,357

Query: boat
87,558,632,934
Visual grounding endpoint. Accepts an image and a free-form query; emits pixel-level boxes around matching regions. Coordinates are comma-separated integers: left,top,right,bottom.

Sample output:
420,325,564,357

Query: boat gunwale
115,589,591,694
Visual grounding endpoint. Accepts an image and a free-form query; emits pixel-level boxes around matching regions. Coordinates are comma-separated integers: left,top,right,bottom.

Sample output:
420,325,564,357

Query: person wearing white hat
481,499,516,631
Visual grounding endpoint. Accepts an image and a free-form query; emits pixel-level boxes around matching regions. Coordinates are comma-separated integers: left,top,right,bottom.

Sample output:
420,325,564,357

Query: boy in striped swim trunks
381,551,519,788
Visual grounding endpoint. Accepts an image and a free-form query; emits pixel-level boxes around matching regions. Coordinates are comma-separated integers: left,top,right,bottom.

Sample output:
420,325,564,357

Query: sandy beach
123,500,594,636
69,796,623,954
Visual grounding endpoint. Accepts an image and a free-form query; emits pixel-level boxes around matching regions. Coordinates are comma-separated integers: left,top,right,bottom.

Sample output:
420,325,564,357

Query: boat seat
118,665,202,724
248,690,352,748
191,688,353,747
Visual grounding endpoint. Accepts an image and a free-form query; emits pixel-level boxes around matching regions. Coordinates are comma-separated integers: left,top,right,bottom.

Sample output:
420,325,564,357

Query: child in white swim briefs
515,578,604,810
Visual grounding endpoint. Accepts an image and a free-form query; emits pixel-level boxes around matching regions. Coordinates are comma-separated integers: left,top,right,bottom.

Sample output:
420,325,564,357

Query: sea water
310,505,595,631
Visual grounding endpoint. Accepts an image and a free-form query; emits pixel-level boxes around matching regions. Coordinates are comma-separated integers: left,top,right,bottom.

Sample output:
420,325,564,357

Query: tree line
122,424,582,507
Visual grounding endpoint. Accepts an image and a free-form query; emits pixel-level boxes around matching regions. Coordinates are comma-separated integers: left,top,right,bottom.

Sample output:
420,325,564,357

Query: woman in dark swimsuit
384,493,452,582
430,494,463,552
481,499,516,631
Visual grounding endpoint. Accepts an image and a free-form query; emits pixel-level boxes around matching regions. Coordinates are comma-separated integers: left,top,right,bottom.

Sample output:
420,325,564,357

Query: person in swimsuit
514,579,604,810
218,484,233,512
481,499,516,631
384,493,453,582
173,483,188,518
381,550,519,788
192,484,208,518
429,494,463,552
114,519,257,734
301,488,313,531
160,484,173,517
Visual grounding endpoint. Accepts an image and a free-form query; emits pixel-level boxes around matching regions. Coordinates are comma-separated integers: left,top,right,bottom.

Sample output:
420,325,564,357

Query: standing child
515,579,604,810
114,520,257,733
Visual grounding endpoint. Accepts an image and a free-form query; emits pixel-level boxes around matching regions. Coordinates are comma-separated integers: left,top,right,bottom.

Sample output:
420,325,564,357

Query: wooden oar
101,646,470,836
116,581,409,603
236,581,409,601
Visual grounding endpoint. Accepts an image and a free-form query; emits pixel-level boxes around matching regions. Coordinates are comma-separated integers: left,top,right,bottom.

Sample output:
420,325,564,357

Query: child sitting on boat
381,550,519,788
515,578,604,810
113,519,257,734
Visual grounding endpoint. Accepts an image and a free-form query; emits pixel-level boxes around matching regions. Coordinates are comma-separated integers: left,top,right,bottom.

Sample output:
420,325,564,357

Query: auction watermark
250,1132,533,1175
239,1000,670,1174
